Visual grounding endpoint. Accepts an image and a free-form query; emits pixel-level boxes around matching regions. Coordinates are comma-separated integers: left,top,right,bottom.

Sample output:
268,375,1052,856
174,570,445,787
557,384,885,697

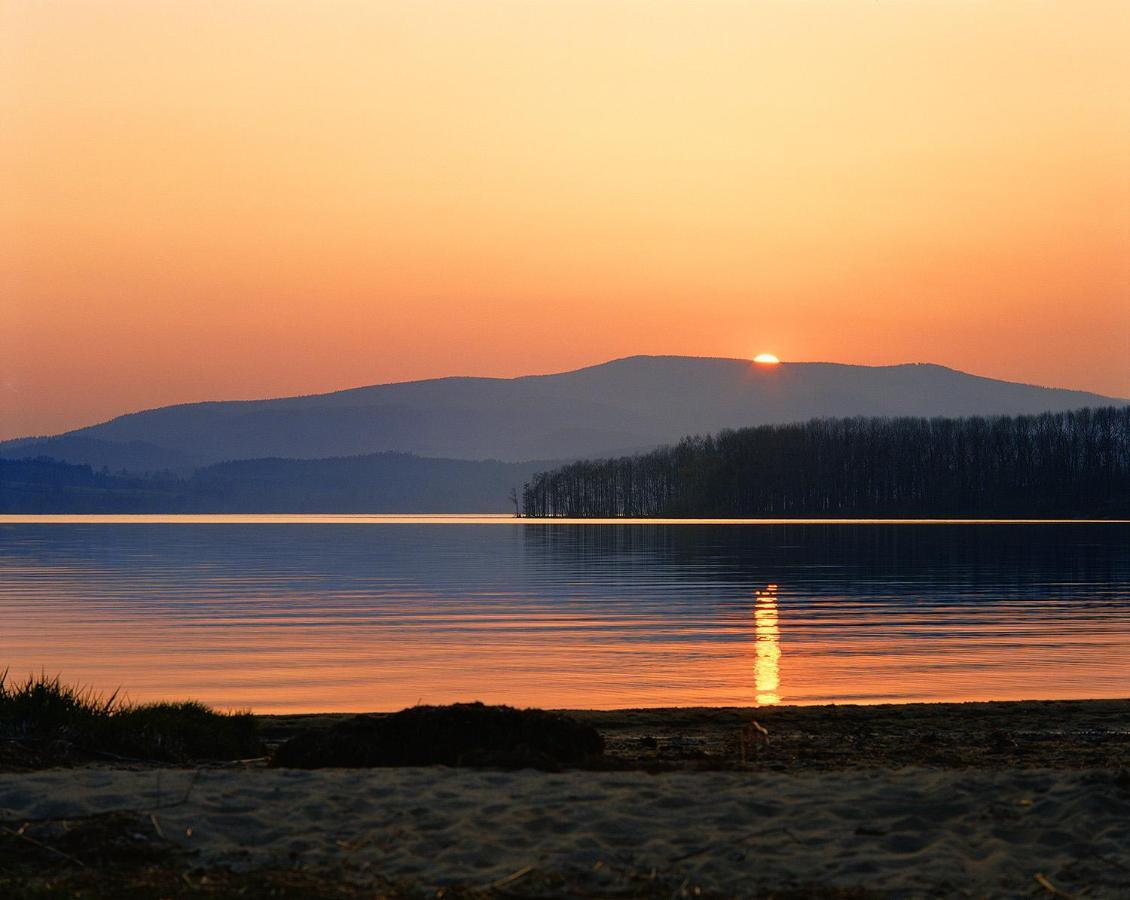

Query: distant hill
0,454,547,513
3,356,1125,473
0,436,203,474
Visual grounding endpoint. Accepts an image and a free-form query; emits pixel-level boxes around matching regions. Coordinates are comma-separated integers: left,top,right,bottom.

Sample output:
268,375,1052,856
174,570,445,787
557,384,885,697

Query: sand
3,702,1130,897
3,766,1130,896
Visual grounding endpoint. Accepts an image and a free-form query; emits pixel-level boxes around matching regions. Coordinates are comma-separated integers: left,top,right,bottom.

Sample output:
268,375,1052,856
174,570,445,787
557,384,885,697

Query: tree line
520,407,1130,518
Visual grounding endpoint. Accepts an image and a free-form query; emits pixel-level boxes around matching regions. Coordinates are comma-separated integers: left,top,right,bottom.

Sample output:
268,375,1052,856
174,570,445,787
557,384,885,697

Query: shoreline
3,700,1128,897
260,698,1130,771
4,513,1130,524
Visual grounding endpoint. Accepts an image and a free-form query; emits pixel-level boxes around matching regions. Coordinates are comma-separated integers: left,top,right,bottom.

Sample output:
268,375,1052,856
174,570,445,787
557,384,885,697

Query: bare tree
521,407,1130,519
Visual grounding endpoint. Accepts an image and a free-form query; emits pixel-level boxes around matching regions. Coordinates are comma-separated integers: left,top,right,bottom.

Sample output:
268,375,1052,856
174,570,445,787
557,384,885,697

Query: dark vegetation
0,458,183,513
0,673,260,767
522,407,1130,518
272,702,604,770
0,453,547,513
8,674,1127,776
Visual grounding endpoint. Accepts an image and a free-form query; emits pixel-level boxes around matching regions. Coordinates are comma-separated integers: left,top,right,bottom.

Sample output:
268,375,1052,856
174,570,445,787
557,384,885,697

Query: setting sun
2,3,1128,890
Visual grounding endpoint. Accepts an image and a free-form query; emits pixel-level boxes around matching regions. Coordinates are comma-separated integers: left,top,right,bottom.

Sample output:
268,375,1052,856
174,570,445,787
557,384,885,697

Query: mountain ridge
3,355,1125,472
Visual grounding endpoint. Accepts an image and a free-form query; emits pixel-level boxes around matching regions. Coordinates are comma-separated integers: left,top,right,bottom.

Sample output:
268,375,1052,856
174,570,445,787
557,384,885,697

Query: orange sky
2,1,1128,440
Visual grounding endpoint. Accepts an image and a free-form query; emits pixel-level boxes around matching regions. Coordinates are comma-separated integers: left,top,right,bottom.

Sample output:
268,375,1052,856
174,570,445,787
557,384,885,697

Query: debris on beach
271,702,604,769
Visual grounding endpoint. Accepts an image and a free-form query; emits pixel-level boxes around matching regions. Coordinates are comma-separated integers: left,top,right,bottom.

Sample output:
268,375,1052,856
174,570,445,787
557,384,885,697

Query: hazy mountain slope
186,453,547,512
3,356,1124,470
0,436,202,473
535,357,1125,430
6,386,666,465
0,453,546,513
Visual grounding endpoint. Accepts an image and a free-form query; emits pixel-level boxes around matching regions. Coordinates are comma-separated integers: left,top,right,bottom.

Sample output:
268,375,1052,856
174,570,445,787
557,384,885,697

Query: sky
2,0,1128,440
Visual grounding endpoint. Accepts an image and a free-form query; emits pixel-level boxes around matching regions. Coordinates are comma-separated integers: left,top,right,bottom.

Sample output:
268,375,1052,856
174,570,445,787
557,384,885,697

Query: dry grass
0,672,261,767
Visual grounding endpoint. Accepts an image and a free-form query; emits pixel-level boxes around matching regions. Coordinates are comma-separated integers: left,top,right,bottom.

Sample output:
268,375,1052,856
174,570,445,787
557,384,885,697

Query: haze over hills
0,454,548,514
3,356,1127,473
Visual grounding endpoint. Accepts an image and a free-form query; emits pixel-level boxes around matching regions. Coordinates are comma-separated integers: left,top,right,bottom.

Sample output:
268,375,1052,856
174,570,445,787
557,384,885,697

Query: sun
753,353,780,365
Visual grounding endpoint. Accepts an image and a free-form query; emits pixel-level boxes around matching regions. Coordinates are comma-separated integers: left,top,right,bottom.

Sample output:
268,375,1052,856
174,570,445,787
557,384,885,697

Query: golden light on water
753,354,780,365
754,584,781,705
3,523,1128,712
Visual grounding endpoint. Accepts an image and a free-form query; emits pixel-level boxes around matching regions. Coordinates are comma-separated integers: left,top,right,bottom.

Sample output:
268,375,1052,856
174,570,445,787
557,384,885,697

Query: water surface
1,517,1127,712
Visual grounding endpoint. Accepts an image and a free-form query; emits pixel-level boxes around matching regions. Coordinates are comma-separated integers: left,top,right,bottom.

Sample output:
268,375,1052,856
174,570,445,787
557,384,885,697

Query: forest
520,407,1130,518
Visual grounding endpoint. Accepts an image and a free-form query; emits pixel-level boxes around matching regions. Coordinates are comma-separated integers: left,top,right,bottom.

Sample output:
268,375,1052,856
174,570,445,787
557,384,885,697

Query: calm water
1,517,1128,712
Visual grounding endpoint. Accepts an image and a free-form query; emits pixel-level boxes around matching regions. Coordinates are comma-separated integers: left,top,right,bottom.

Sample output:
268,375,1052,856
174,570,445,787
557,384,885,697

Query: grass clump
272,701,604,770
0,672,261,767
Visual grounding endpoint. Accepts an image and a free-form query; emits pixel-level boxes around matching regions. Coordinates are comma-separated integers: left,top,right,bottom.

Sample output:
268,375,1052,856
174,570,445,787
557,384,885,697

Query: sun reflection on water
2,523,1128,711
754,584,781,705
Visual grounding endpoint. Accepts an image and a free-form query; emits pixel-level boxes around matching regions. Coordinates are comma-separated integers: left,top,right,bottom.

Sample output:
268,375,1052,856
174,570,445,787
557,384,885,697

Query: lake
1,516,1128,712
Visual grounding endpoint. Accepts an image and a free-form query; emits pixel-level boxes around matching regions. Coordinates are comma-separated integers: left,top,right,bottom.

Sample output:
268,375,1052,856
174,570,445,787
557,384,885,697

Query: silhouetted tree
522,407,1130,518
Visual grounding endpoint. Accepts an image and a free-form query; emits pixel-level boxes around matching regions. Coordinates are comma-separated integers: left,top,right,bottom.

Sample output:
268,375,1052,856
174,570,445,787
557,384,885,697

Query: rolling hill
3,356,1126,472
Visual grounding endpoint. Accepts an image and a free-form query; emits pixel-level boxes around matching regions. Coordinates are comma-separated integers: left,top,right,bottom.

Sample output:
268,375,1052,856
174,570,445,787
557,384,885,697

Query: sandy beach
3,701,1129,898
264,700,1130,772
